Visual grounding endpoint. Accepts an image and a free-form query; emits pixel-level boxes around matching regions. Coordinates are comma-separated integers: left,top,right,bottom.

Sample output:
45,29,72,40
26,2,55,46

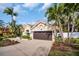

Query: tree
64,3,79,39
3,7,18,37
70,4,79,37
63,4,73,40
3,7,17,21
45,4,58,41
16,24,23,37
46,3,65,42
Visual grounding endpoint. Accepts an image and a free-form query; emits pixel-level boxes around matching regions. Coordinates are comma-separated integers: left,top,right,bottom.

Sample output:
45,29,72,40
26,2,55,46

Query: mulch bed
49,42,79,56
0,39,19,47
52,42,73,51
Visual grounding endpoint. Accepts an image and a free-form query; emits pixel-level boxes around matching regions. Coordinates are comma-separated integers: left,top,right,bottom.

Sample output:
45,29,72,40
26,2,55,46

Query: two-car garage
33,31,52,41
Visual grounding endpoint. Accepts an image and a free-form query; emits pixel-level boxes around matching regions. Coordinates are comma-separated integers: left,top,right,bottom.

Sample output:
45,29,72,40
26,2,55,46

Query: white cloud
0,4,7,12
22,3,39,10
40,3,52,11
0,4,14,12
13,4,28,14
14,5,21,13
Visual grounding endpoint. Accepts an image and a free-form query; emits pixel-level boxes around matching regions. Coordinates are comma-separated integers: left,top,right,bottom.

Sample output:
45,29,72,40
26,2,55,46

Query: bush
72,45,79,49
56,34,62,43
0,39,19,47
0,37,3,41
0,35,4,41
22,35,31,40
65,38,79,44
65,38,79,49
74,39,79,44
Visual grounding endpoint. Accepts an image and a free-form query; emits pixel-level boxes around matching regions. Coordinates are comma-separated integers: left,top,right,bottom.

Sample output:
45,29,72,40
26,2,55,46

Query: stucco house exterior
22,24,32,36
22,21,59,41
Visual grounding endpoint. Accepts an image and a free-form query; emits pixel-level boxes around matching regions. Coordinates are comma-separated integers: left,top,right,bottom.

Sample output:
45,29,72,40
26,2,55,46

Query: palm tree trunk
67,16,70,40
54,25,57,39
52,25,56,43
11,14,16,37
58,19,64,42
71,13,75,39
55,25,57,37
68,22,70,40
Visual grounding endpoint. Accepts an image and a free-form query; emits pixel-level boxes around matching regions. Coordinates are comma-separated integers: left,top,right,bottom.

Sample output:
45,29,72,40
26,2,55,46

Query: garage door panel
33,31,52,40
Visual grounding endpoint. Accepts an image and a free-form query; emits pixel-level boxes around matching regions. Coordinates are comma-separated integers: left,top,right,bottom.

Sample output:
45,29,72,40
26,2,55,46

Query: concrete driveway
0,40,52,56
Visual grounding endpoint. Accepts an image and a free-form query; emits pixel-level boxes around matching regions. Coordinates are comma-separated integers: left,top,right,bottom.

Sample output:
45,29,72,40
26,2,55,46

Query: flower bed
0,39,19,47
48,42,79,56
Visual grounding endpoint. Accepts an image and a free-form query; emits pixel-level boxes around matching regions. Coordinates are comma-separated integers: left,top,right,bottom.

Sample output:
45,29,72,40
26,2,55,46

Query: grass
49,50,74,56
48,38,79,56
48,44,79,56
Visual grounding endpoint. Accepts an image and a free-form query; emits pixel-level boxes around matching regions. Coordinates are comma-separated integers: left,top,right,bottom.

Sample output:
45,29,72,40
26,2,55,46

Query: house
22,24,32,36
22,21,59,41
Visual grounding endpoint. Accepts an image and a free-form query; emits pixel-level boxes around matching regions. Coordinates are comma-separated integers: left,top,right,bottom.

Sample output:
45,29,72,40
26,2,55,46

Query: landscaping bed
48,39,79,56
22,35,32,40
0,39,19,47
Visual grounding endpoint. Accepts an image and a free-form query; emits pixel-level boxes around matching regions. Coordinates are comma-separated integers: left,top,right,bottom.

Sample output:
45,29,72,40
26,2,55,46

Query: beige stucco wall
22,24,31,35
22,22,57,42
31,23,48,40
32,23,48,31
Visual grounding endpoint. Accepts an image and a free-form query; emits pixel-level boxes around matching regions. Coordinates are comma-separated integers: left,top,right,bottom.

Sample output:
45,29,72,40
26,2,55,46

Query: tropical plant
3,7,18,37
3,7,17,20
64,3,79,39
15,24,23,37
46,3,65,42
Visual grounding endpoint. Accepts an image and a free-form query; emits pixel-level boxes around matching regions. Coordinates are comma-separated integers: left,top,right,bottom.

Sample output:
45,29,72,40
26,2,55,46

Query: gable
23,24,31,31
31,22,47,31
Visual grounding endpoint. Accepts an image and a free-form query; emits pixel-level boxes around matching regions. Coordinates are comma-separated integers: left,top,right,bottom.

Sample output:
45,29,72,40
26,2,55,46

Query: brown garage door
33,31,52,40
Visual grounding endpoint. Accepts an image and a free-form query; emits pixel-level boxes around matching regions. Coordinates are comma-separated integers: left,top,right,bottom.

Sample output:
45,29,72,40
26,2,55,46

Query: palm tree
46,3,65,42
3,7,17,21
63,4,72,40
3,7,18,37
70,4,79,38
16,24,23,37
45,4,58,42
64,3,79,39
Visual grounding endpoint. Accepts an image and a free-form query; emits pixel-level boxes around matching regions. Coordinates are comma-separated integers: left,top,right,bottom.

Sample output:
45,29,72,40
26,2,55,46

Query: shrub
65,38,79,49
0,37,4,41
55,35,62,43
74,50,79,56
22,35,31,40
65,38,79,44
72,45,79,49
0,39,19,47
74,39,79,44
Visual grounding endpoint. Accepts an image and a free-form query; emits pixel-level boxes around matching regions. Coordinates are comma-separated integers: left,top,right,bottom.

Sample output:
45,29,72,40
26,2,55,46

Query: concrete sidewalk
0,40,52,56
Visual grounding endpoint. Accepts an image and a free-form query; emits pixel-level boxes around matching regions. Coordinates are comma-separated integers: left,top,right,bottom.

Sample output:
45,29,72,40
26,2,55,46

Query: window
26,30,29,33
26,30,30,35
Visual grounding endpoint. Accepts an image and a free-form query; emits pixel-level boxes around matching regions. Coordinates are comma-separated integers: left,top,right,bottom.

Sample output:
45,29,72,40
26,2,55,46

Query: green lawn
49,48,79,56
48,38,79,56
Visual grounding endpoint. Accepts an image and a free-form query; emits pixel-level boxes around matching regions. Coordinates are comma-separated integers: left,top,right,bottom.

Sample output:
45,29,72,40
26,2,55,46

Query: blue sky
0,3,52,25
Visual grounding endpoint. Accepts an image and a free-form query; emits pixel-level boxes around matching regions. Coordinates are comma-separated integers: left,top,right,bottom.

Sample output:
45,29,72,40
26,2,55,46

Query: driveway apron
0,40,52,56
